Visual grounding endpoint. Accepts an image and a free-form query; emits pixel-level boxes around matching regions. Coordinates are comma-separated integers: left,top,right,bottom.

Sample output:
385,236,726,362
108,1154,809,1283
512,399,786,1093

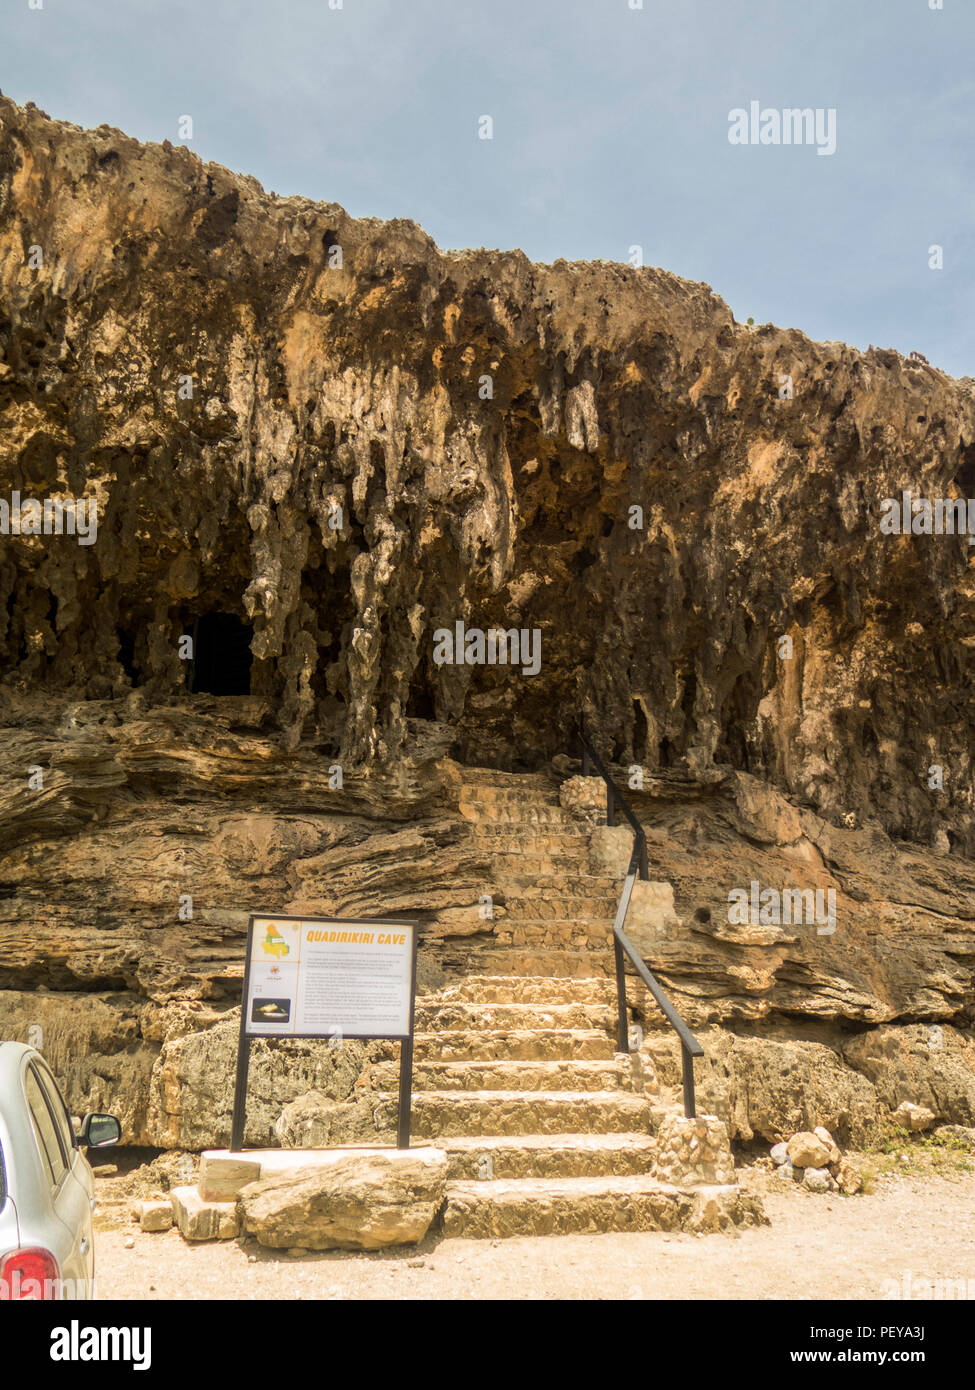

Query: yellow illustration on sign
260,923,290,959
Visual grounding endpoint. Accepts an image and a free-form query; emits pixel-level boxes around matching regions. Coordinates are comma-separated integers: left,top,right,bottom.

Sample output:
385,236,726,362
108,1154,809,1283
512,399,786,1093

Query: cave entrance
188,612,253,695
117,629,139,685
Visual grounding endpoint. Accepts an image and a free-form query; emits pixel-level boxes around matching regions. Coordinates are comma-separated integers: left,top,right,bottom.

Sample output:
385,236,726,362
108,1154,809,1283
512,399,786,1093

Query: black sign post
230,913,419,1152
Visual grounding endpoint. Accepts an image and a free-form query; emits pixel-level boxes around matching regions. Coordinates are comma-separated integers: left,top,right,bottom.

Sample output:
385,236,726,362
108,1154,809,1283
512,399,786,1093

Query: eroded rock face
273,1090,385,1150
2,97,975,1153
843,1026,975,1125
0,987,157,1143
2,95,975,849
147,1015,384,1150
645,1030,881,1145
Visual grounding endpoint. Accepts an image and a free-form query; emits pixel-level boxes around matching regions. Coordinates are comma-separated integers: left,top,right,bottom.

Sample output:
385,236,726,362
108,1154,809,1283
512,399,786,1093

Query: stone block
588,825,633,876
653,1113,734,1187
138,1198,173,1233
199,1151,263,1201
170,1185,239,1241
558,776,605,822
626,881,682,954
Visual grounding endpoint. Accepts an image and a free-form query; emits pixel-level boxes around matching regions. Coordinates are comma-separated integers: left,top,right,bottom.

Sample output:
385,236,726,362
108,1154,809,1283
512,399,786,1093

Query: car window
31,1060,76,1160
24,1067,68,1188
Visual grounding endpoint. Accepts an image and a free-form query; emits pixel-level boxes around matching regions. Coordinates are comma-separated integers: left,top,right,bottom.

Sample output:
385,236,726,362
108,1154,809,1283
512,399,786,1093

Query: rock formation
2,95,975,1156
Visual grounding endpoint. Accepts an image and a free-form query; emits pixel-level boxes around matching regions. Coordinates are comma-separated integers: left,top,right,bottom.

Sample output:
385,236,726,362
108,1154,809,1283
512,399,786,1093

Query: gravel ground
92,1168,975,1301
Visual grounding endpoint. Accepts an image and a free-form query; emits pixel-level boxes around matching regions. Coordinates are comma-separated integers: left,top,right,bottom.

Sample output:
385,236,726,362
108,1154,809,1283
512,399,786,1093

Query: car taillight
0,1247,61,1300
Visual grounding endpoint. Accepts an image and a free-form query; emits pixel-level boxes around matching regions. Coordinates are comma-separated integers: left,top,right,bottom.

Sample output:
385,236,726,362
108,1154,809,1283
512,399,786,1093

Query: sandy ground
91,1168,975,1301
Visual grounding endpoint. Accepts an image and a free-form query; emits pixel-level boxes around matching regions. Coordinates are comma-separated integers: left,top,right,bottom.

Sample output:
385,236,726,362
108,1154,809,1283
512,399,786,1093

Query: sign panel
242,914,416,1040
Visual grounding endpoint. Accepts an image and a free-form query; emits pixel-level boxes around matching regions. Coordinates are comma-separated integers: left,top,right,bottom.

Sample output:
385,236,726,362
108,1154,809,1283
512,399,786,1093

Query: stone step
375,1090,650,1138
492,923,615,949
447,948,615,979
432,975,617,1005
458,786,560,808
414,1000,618,1032
442,1132,658,1180
489,853,594,875
371,1058,643,1093
493,917,616,931
442,1176,761,1238
410,1028,618,1061
467,827,590,845
459,804,579,826
499,894,619,920
459,768,556,789
508,873,619,890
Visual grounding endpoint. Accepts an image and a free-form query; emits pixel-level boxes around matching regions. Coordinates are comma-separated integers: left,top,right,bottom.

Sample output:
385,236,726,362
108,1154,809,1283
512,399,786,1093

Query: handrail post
606,780,615,827
613,934,628,1053
681,1045,696,1119
638,837,648,881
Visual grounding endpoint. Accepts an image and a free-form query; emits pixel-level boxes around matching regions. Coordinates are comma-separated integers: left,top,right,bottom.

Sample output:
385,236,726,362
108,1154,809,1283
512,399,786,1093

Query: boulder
238,1148,448,1251
803,1166,832,1192
836,1159,864,1196
813,1125,842,1165
770,1142,789,1166
932,1124,975,1149
893,1101,936,1133
787,1131,833,1169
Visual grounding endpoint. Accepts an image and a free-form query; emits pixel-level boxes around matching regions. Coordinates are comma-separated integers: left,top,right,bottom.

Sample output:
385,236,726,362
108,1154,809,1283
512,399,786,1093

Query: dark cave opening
117,628,139,685
717,669,758,771
632,698,648,761
187,612,253,695
954,442,975,496
406,680,437,720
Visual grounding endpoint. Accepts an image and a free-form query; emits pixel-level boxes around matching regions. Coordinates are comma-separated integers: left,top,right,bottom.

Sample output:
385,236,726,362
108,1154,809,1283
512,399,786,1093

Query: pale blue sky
1,0,972,375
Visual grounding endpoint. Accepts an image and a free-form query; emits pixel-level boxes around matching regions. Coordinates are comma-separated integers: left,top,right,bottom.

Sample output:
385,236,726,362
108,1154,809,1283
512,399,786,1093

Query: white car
0,1041,120,1300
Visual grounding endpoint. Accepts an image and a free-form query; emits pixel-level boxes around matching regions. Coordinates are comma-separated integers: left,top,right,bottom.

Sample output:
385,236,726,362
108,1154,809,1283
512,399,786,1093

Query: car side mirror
78,1113,121,1148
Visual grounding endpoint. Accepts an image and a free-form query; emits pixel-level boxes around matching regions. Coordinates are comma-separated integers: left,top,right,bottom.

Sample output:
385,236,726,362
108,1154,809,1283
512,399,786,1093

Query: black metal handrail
578,729,704,1118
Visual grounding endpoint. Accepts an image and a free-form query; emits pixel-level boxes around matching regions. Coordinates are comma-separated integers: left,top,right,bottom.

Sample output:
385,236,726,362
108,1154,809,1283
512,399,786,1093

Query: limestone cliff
2,95,975,1150
4,95,975,842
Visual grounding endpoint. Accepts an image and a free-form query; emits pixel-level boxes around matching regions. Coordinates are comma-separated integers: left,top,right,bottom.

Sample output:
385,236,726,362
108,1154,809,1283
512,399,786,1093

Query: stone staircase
370,768,764,1237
